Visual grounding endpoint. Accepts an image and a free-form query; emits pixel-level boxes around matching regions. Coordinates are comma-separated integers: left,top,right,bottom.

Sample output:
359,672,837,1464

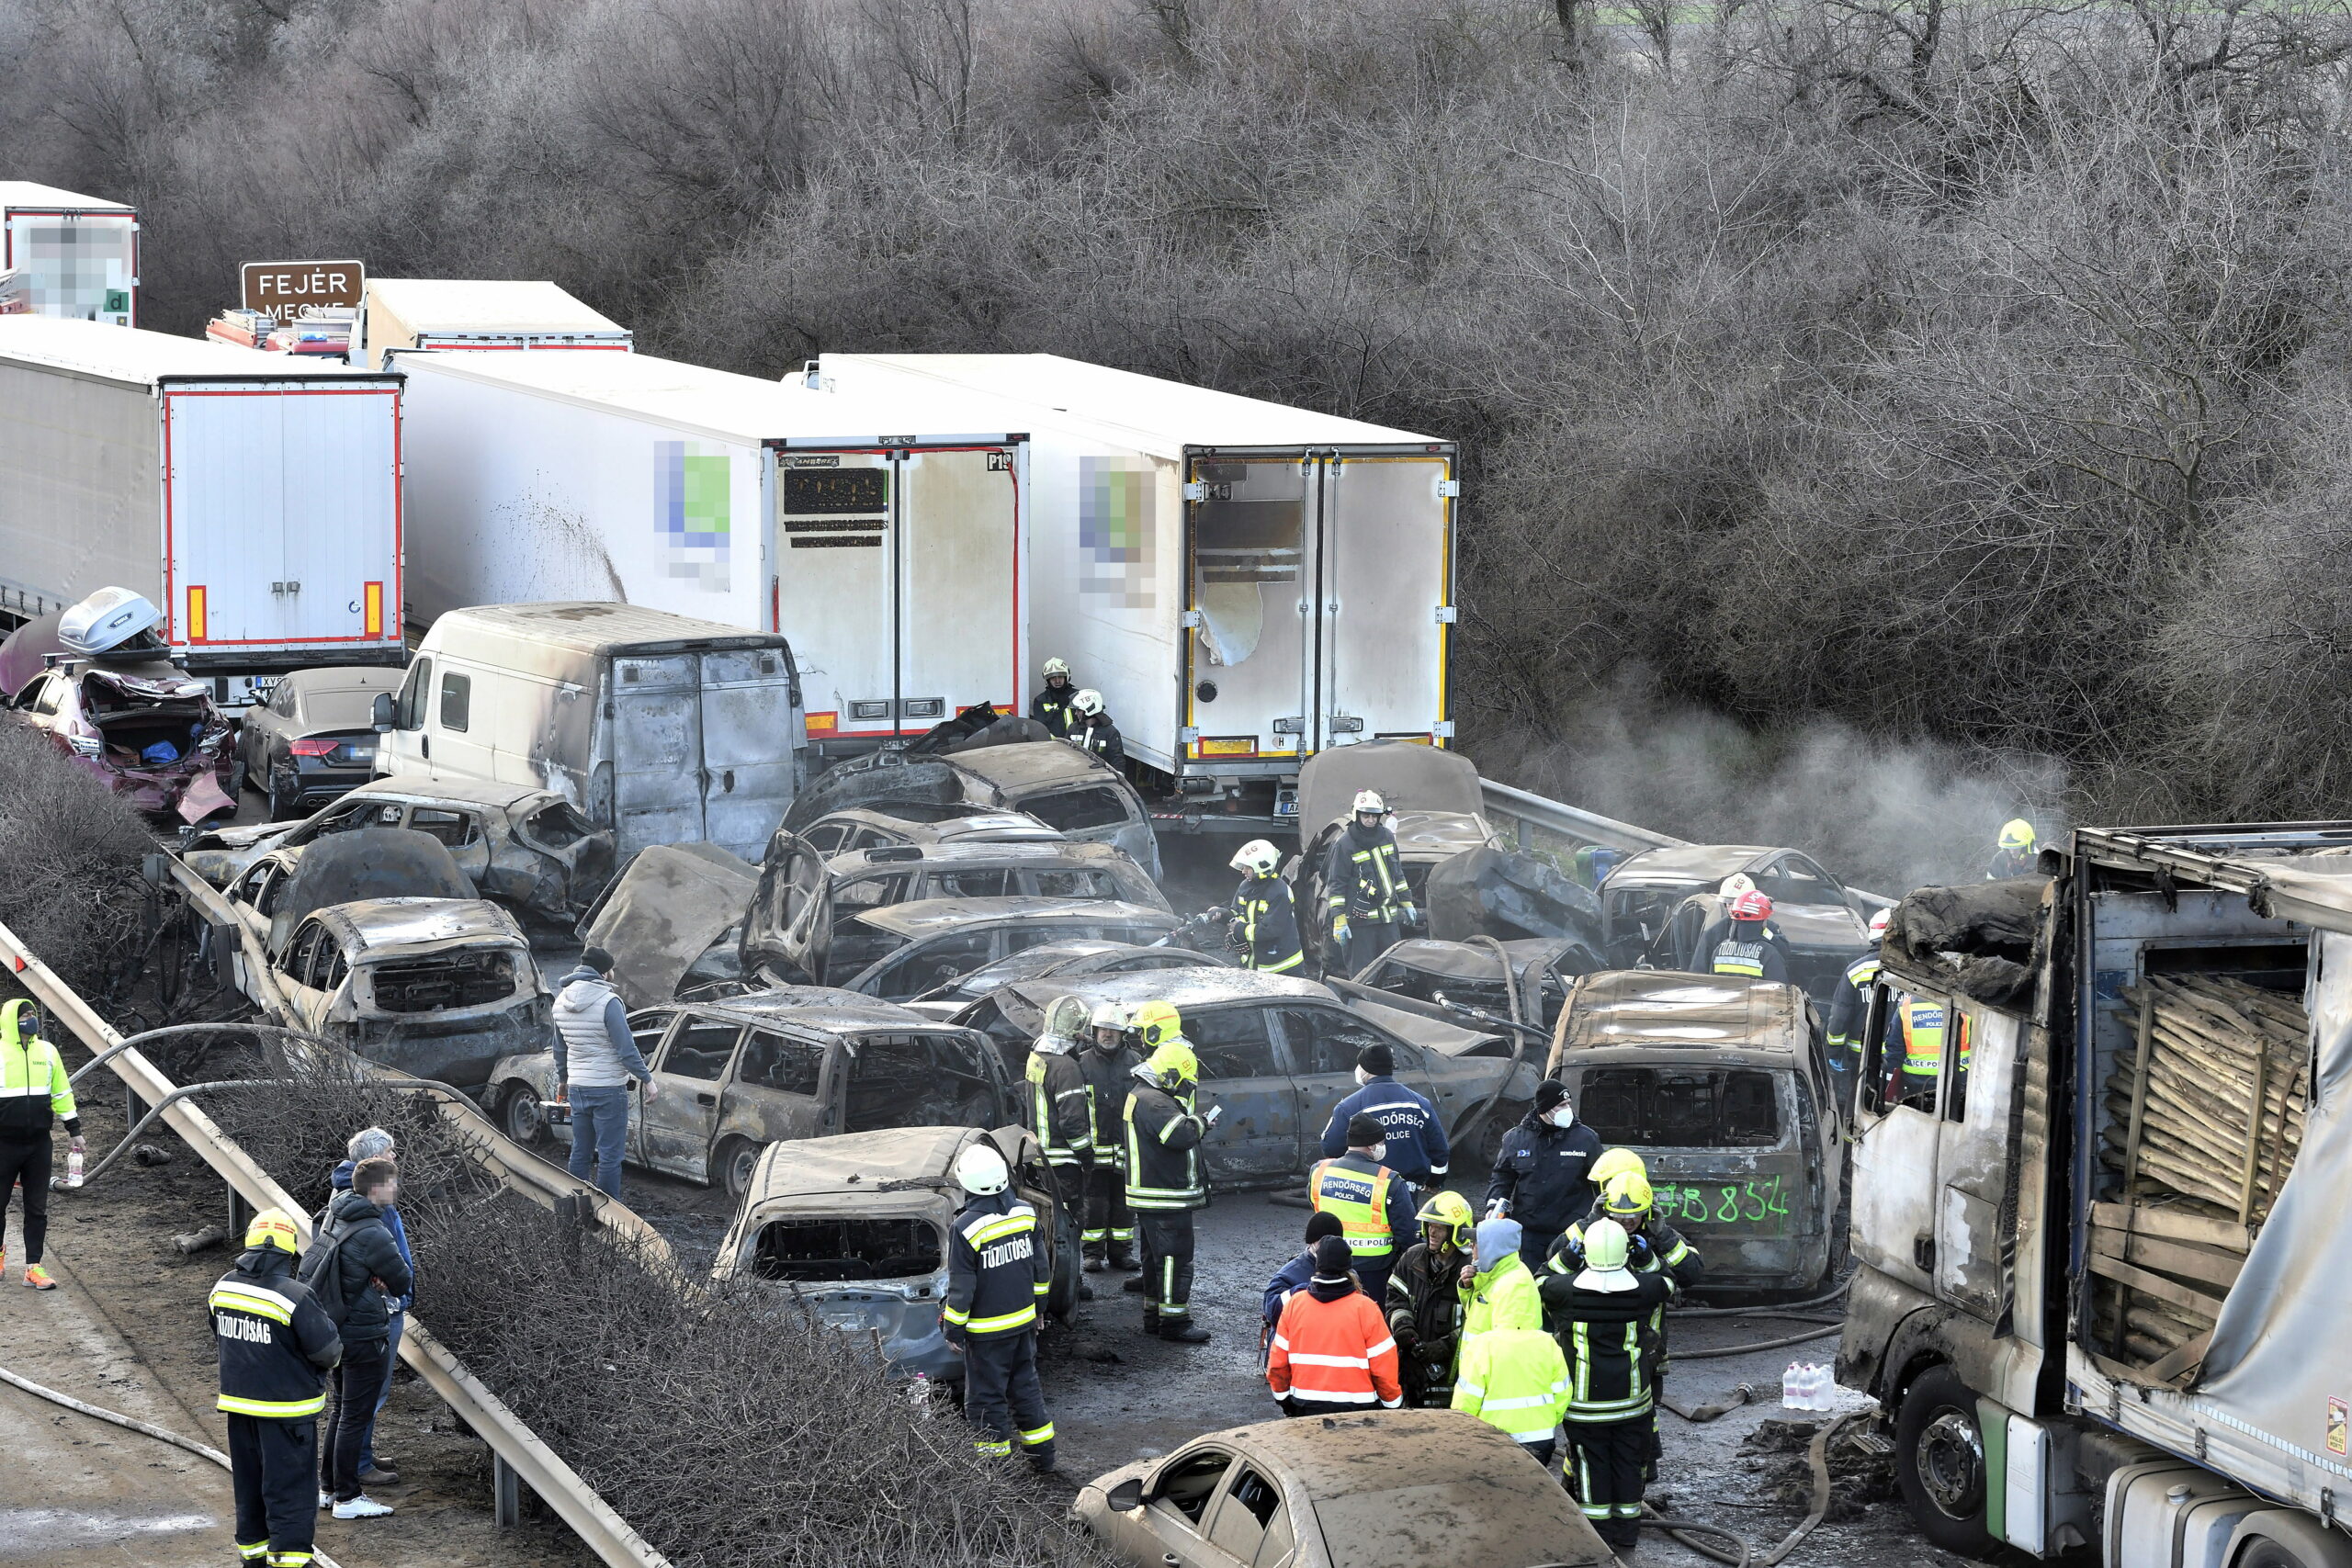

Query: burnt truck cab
1545,970,1844,1294
710,1123,1080,1384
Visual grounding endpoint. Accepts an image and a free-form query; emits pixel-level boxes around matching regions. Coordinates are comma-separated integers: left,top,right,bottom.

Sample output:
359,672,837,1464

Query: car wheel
718,1136,763,1201
1463,1101,1524,1176
502,1085,548,1148
1894,1365,1996,1556
266,769,294,821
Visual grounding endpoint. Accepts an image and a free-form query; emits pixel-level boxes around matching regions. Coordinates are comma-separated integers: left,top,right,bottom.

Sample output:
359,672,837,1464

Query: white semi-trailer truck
0,181,137,325
355,278,632,370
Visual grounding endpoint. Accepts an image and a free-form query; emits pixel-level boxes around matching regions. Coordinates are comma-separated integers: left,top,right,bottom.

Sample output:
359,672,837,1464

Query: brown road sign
241,260,364,321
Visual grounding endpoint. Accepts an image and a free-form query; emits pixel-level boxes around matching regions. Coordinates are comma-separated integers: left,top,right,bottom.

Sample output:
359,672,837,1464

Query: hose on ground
1668,1280,1850,1318
1673,1323,1841,1360
1661,1382,1758,1423
1642,1513,1754,1567
1642,1409,1862,1568
0,1361,346,1568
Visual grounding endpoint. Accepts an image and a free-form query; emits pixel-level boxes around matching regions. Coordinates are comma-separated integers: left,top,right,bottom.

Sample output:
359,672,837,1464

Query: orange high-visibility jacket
1267,1287,1402,1408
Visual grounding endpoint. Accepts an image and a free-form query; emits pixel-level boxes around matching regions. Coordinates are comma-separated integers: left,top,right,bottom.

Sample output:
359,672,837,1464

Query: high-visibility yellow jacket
0,1000,77,1142
1453,1327,1570,1445
1894,997,1970,1081
1461,1252,1544,1337
1309,1153,1411,1270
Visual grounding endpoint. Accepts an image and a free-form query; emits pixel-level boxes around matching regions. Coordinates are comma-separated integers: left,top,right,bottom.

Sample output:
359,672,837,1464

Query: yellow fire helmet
1999,818,2037,851
1415,1189,1476,1251
1589,1147,1647,1191
1144,1040,1200,1090
1133,998,1184,1051
244,1208,302,1256
1602,1172,1655,1220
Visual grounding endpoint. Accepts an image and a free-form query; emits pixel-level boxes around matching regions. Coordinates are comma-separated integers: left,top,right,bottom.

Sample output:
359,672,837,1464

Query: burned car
1598,842,1871,990
186,776,614,926
904,938,1234,1013
782,739,1160,880
783,805,1061,859
576,841,761,1007
1074,1409,1611,1568
1544,968,1844,1294
0,595,234,823
1292,741,1498,972
487,989,1019,1198
742,836,1169,986
765,896,1181,1000
1344,936,1601,1034
709,1124,1080,1383
954,969,1540,1185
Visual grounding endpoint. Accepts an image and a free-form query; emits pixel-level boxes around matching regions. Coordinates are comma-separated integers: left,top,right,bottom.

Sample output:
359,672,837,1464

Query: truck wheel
1894,1365,1997,1556
718,1137,764,1201
1463,1102,1525,1176
502,1086,548,1148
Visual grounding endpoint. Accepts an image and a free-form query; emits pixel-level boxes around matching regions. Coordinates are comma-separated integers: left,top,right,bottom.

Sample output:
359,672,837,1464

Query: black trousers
0,1134,51,1266
961,1327,1054,1467
1566,1415,1651,1549
228,1412,317,1562
1136,1210,1196,1318
1084,1163,1134,1260
321,1336,390,1499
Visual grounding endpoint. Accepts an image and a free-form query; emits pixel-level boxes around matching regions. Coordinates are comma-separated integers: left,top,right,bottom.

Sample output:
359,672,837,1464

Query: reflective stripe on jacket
1123,1083,1206,1211
0,1001,76,1140
1232,873,1304,973
1324,822,1405,922
1081,1045,1139,1169
210,1251,341,1419
1896,997,1965,1079
1826,953,1881,1062
1309,1153,1407,1266
1453,1327,1570,1444
1267,1288,1401,1407
1538,1270,1677,1421
1461,1253,1544,1337
942,1190,1051,1337
1023,1043,1092,1165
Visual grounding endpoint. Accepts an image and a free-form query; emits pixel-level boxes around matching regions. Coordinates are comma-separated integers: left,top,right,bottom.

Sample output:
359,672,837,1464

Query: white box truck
355,278,632,369
812,353,1458,831
0,181,137,325
392,348,1027,756
0,317,405,702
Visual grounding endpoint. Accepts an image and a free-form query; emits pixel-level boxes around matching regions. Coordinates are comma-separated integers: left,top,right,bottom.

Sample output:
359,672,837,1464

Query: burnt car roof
853,897,1173,937
942,740,1124,795
1001,967,1337,1010
1296,739,1484,828
807,806,1057,840
316,897,528,953
1560,970,1812,1058
1372,937,1586,982
680,985,971,1034
741,1124,992,1201
343,775,571,810
1603,843,1776,886
824,839,1139,874
275,827,475,938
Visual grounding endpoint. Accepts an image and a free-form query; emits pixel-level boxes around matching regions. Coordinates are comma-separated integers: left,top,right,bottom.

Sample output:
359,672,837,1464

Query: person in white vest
550,947,657,1199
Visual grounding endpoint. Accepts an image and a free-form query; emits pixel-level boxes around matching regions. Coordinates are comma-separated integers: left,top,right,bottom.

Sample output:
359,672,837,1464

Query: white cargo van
355,278,631,370
0,182,137,325
811,354,1457,831
392,350,1027,757
374,603,808,863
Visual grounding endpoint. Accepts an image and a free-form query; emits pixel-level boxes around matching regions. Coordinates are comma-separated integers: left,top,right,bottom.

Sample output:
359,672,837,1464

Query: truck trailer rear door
896,445,1020,732
1315,451,1453,747
1183,455,1313,762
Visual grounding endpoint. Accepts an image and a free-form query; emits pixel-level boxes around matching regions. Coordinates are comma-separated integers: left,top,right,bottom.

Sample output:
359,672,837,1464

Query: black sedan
239,667,405,818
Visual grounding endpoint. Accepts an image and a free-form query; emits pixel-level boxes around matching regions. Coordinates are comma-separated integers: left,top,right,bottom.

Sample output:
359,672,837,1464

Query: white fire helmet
1072,688,1105,716
1230,840,1282,876
1868,908,1892,941
1351,790,1386,816
1719,873,1757,897
1043,657,1071,679
953,1141,1010,1196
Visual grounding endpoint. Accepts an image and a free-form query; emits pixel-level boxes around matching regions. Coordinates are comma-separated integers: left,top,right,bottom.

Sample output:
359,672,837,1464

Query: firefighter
1317,1042,1447,1190
1547,1170,1704,1489
1066,690,1126,770
0,1000,80,1291
1030,658,1079,735
1323,789,1415,976
1122,1005,1216,1344
1990,818,2039,879
210,1208,342,1568
1385,1190,1475,1407
1023,996,1095,1228
1228,840,1304,974
1484,1079,1603,1273
1081,1003,1138,1272
1538,1218,1678,1553
1307,1113,1418,1304
941,1141,1057,1472
1710,889,1790,984
1826,908,1891,1107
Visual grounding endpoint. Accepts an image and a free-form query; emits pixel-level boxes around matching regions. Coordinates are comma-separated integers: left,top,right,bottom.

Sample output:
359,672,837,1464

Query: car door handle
695,1091,716,1106
1914,1233,1935,1270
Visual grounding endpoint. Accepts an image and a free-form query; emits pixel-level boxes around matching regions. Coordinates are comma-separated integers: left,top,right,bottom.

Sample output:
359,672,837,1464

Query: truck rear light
289,738,339,757
187,586,206,641
363,581,383,637
805,711,838,735
1197,736,1257,758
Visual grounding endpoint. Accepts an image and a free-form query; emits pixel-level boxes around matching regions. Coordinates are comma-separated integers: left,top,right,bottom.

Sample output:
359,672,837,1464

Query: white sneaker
332,1495,394,1519
318,1490,331,1510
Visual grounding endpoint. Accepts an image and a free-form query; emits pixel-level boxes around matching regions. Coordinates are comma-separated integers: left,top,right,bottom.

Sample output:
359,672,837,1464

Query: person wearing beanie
1307,1112,1419,1303
1316,1041,1448,1189
1266,1235,1401,1416
1460,1215,1544,1337
549,945,657,1199
1538,1217,1678,1552
1484,1078,1602,1272
1261,1211,1351,1364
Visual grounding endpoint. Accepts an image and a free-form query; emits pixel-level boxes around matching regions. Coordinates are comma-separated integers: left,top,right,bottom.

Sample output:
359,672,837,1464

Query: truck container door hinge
1181,610,1203,628
1432,721,1455,739
1434,605,1456,624
1179,727,1200,744
1437,479,1460,498
1182,482,1205,501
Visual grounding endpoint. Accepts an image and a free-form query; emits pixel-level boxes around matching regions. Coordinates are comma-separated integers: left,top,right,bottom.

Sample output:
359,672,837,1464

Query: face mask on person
1353,1066,1370,1087
1546,1103,1577,1129
1368,1142,1387,1164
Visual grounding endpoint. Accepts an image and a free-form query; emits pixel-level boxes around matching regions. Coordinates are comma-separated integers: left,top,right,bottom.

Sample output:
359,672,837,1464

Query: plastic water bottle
908,1372,934,1419
64,1145,84,1189
1782,1362,1804,1407
1804,1363,1830,1409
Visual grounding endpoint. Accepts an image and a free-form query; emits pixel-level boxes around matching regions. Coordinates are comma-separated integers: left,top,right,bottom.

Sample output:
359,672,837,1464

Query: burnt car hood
582,842,760,1008
1296,739,1485,829
268,829,476,955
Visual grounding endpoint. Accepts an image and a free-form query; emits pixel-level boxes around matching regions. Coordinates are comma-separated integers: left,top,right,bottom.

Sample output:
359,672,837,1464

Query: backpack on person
296,1207,356,1325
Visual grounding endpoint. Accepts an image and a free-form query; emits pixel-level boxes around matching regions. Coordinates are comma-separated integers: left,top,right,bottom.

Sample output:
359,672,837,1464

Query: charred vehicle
1544,969,1844,1294
904,938,1233,1013
1073,1409,1611,1568
709,1124,1080,1382
234,665,405,818
576,842,760,1007
186,777,614,926
1291,741,1498,972
953,969,1539,1185
742,836,1169,986
487,989,1019,1198
782,805,1060,858
781,739,1159,880
1599,843,1872,998
0,595,234,823
1342,936,1600,1034
763,896,1180,1000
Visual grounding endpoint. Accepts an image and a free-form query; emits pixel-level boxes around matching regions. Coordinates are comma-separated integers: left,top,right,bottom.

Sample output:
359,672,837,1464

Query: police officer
210,1209,342,1568
1710,890,1790,984
1122,1003,1216,1344
1080,1002,1138,1272
1889,991,1965,1110
942,1141,1057,1472
1307,1113,1418,1303
1023,996,1095,1223
1826,908,1890,1108
1228,840,1304,974
1031,657,1079,735
1066,690,1126,769
1324,790,1415,976
0,999,81,1292
1990,818,2038,880
1317,1043,1447,1189
1484,1080,1603,1274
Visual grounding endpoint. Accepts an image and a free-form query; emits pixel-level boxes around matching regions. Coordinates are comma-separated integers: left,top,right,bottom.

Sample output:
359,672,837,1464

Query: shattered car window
522,803,594,850
1578,1067,1781,1148
929,868,1012,899
751,1217,941,1283
661,1021,742,1082
407,807,481,850
738,1030,822,1096
1023,787,1128,834
842,1032,992,1130
872,931,994,998
1025,868,1122,899
1189,1009,1283,1080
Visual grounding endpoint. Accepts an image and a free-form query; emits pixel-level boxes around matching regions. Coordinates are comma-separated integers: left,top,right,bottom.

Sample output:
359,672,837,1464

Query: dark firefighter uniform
1710,925,1789,984
1324,818,1410,975
1081,1040,1138,1269
1538,1262,1678,1552
1023,1040,1094,1216
0,999,79,1284
1124,1077,1209,1337
1232,872,1305,974
211,1213,342,1568
1031,686,1077,736
1307,1149,1417,1304
1826,948,1882,1105
1069,713,1126,770
1385,1236,1470,1407
944,1186,1056,1469
1545,1198,1705,1482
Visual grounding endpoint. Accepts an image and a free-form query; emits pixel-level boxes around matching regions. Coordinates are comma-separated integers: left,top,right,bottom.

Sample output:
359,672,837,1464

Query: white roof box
59,587,161,655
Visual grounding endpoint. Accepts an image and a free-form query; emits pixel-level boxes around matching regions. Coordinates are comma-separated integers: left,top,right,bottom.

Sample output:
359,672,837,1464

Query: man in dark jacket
1317,1043,1447,1189
212,1208,341,1568
1080,1004,1139,1272
1538,1218,1678,1552
1485,1080,1603,1273
330,1129,413,1490
1030,658,1078,736
1066,690,1125,770
942,1140,1057,1472
1322,791,1416,976
1261,1211,1348,1365
1023,996,1095,1229
1307,1113,1419,1304
303,1156,413,1517
1385,1189,1475,1407
1709,890,1790,984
